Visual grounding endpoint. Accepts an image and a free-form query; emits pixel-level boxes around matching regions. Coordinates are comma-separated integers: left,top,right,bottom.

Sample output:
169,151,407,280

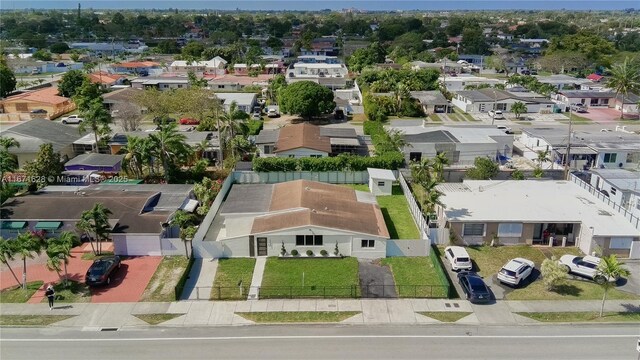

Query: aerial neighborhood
1,5,639,331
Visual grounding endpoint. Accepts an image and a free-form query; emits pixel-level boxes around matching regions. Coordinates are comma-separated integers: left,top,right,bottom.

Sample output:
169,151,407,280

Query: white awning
180,199,199,213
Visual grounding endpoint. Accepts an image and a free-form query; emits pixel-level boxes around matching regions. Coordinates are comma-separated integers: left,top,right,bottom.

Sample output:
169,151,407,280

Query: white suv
497,258,535,286
558,255,614,284
488,110,504,119
444,246,473,271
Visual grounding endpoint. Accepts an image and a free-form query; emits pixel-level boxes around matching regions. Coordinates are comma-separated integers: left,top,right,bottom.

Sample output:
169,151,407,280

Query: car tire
594,275,606,285
106,277,111,285
62,120,67,124
77,120,82,123
563,265,571,273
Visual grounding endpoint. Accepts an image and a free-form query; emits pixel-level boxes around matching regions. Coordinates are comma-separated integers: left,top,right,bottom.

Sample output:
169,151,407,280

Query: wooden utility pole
564,107,573,180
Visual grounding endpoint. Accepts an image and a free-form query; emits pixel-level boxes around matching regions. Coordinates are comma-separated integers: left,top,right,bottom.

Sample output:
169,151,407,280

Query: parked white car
61,115,83,124
559,255,614,284
497,258,535,286
267,108,280,118
444,246,473,271
488,110,504,119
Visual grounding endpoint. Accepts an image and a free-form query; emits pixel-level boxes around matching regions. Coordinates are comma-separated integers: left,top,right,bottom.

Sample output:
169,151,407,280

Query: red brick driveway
579,108,627,123
0,251,161,303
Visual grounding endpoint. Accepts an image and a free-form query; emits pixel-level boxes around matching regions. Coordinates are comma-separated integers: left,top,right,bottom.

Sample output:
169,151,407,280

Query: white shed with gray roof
368,168,396,195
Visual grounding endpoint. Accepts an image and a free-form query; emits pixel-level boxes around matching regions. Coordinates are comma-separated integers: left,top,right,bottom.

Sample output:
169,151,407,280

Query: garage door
123,235,162,256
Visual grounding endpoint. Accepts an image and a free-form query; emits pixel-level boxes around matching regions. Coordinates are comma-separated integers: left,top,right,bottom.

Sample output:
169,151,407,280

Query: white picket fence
398,171,430,241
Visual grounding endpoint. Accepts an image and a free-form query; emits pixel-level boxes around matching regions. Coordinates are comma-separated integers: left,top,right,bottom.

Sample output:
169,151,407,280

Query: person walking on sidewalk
45,285,55,310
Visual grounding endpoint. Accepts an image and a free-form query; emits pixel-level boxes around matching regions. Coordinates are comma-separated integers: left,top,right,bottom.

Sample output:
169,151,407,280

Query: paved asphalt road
2,324,638,359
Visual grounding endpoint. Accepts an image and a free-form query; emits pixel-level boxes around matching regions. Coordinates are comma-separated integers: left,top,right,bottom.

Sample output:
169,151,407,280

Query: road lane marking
2,334,639,342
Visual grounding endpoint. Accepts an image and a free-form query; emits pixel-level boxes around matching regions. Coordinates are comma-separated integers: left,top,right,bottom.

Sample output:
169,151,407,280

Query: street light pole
564,106,573,180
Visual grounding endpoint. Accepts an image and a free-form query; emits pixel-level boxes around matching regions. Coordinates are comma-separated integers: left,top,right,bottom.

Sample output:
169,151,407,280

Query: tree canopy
278,81,336,119
57,70,88,98
0,61,17,98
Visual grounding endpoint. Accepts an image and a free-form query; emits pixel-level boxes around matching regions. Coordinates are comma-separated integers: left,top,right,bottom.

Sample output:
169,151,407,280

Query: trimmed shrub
306,250,314,257
320,249,328,256
291,249,299,256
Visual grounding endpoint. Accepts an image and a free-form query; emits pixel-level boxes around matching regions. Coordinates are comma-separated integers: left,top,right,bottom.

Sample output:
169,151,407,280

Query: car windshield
501,269,517,277
469,277,487,292
456,257,470,263
89,260,111,275
572,257,582,264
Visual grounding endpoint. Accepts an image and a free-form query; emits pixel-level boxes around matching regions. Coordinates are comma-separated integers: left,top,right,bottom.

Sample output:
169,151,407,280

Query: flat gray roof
220,184,274,214
215,92,257,106
255,129,280,144
367,168,396,181
65,153,124,167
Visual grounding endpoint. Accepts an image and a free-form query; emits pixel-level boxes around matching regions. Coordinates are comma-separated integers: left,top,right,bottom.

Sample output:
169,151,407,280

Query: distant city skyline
2,0,638,11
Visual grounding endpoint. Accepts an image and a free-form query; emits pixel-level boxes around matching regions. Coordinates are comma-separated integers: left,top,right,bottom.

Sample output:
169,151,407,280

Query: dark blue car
457,271,491,304
85,256,121,286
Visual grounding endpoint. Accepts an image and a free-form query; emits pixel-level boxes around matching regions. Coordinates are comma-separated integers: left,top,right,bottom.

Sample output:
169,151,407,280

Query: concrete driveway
618,260,640,296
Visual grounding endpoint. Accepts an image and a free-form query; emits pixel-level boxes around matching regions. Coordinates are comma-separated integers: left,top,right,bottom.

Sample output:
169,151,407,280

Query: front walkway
247,257,267,300
181,259,218,300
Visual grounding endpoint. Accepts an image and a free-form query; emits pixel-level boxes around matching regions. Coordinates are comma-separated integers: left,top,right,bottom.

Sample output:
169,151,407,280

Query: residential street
1,324,638,360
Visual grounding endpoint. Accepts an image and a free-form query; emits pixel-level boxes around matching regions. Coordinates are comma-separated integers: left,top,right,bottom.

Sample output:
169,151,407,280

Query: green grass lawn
342,184,371,192
211,258,256,300
140,256,190,302
0,315,74,326
445,245,639,301
419,312,471,322
428,113,442,122
236,311,360,323
44,280,91,303
447,113,462,121
460,112,477,121
81,251,115,261
381,257,448,297
376,185,420,239
260,257,359,298
517,312,640,323
134,313,184,325
0,281,44,303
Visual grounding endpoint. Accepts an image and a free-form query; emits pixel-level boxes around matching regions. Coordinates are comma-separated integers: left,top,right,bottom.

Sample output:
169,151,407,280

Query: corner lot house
0,184,196,256
589,169,640,218
435,180,640,259
197,180,389,259
452,88,554,114
0,87,75,120
0,119,87,168
255,123,363,158
387,121,513,165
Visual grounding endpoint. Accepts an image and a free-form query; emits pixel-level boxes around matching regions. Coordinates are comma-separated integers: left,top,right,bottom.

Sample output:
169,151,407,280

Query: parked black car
30,109,47,114
457,271,491,304
85,255,121,286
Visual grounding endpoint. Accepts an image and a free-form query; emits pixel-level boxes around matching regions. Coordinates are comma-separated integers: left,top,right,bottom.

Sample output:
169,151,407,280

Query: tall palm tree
393,82,411,114
45,232,76,286
432,152,450,182
596,255,631,317
77,203,113,255
148,123,191,182
0,137,20,191
170,210,197,258
0,237,21,286
606,57,640,119
15,232,44,289
410,158,432,185
122,136,145,179
536,149,551,169
78,98,112,153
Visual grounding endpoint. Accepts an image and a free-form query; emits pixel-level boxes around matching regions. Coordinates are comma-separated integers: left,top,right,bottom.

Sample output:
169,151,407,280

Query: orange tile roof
88,71,123,85
2,87,70,105
274,123,331,153
114,61,160,68
251,180,389,238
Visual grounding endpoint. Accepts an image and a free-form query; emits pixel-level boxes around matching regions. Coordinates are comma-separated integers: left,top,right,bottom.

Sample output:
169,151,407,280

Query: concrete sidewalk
181,259,218,300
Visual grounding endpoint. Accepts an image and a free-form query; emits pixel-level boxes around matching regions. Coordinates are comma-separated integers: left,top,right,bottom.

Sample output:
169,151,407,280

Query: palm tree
170,210,197,258
148,123,191,182
122,136,145,179
45,232,76,286
422,186,445,221
432,152,450,182
15,232,44,289
0,237,21,286
0,137,20,190
77,203,113,255
596,255,631,317
536,149,551,169
393,82,411,115
410,158,432,185
78,99,112,153
606,57,640,119
511,102,527,119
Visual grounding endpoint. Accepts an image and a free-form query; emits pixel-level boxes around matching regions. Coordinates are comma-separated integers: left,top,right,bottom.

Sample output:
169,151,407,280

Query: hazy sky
2,0,638,11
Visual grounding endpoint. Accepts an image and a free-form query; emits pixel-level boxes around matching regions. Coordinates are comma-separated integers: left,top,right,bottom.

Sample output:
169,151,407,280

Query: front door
257,237,268,256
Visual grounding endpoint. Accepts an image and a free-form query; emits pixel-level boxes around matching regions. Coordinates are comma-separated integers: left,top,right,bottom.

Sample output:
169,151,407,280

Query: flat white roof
367,168,396,181
438,180,638,237
440,76,504,83
293,63,344,69
387,123,509,144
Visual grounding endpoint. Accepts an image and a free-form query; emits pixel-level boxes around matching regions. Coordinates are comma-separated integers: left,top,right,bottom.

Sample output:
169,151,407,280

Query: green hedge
174,256,195,301
252,152,404,171
247,120,263,136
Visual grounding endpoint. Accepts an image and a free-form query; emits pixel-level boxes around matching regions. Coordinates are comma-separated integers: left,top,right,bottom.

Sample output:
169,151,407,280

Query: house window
178,85,183,88
610,187,617,196
409,152,422,162
361,239,375,248
218,85,225,89
463,223,485,236
288,155,295,158
16,103,28,111
263,145,274,154
377,181,385,187
610,238,632,249
590,98,598,106
497,103,507,111
310,155,322,158
296,234,323,246
603,153,617,163
602,99,609,105
497,223,523,237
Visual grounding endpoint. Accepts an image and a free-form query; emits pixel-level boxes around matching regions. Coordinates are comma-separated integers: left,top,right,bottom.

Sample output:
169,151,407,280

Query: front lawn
0,315,74,326
381,257,448,297
44,280,91,303
0,281,44,303
461,245,548,277
376,185,420,239
517,312,640,323
211,258,256,300
506,278,639,301
140,256,190,302
134,313,184,325
342,184,371,192
236,311,360,323
260,257,359,298
419,312,471,322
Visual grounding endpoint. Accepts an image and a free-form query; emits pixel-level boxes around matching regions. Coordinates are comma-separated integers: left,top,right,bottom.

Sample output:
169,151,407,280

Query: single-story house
64,153,125,173
534,74,592,91
589,169,640,218
409,91,451,114
110,61,161,75
387,121,513,166
214,93,257,113
101,87,144,112
131,77,190,91
255,123,363,158
612,93,640,117
0,87,76,119
554,90,616,109
0,184,196,256
233,63,261,76
169,56,227,75
108,131,220,162
205,74,272,91
197,180,390,259
518,128,640,170
440,75,506,92
88,72,125,88
452,88,554,114
0,119,88,168
436,180,640,259
8,60,84,74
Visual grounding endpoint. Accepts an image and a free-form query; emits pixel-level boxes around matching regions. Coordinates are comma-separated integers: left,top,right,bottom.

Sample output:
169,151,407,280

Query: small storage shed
367,168,396,195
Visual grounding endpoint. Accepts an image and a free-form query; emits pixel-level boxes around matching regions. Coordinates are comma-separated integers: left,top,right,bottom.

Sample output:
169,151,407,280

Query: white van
444,246,473,271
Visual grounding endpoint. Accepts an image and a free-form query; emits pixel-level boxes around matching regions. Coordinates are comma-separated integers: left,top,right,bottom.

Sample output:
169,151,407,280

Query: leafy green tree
510,102,527,119
596,255,630,317
76,203,113,255
45,232,76,286
278,81,335,120
547,31,617,65
187,71,208,87
181,41,205,58
466,157,499,180
533,166,544,178
49,42,70,54
347,42,386,72
157,40,180,54
149,123,192,182
15,232,44,289
535,149,550,168
511,169,525,180
171,210,198,258
266,74,287,103
57,70,88,97
541,256,568,291
606,57,640,119
266,36,284,51
24,143,64,188
0,137,20,190
0,61,17,97
0,237,20,286
78,99,112,153
32,49,52,61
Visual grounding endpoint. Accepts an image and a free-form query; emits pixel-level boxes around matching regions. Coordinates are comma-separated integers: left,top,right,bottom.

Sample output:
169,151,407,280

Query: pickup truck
61,115,84,124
